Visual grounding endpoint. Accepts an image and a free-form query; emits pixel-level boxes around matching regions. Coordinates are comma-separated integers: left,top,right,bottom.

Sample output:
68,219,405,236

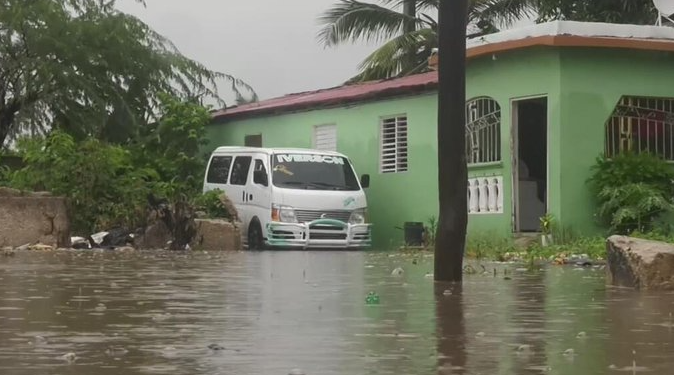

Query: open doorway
512,97,548,232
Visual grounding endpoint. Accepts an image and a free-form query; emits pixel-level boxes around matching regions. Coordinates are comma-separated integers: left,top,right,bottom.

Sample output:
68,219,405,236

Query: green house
207,21,674,249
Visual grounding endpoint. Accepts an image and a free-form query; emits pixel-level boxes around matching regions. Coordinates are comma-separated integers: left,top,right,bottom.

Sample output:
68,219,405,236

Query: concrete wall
0,188,70,248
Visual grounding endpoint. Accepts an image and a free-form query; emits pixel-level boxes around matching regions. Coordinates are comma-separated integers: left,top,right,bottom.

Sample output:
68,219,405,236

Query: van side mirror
253,170,268,186
360,174,370,189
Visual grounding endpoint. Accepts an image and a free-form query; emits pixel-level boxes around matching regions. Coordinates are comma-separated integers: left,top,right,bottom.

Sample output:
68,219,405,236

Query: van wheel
247,220,265,250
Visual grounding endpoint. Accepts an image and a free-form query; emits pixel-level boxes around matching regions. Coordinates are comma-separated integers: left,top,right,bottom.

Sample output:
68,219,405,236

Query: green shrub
193,189,234,220
4,95,214,238
8,131,157,233
131,94,211,198
588,152,674,234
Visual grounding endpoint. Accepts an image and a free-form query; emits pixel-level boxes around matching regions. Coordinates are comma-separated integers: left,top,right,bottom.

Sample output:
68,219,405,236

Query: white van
202,147,372,250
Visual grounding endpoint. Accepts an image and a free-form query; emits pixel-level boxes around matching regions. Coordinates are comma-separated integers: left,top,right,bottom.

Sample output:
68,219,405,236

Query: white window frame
379,114,408,173
465,97,501,165
312,123,337,151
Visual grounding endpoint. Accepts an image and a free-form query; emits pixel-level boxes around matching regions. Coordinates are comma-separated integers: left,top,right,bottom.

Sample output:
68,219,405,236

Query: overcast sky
116,0,379,104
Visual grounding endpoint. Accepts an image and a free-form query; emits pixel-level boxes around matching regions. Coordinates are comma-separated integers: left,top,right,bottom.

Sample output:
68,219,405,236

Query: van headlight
349,208,368,225
272,204,297,223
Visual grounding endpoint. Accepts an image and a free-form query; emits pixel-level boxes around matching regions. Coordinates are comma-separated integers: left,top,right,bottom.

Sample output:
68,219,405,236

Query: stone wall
607,235,674,290
0,188,70,248
191,219,241,251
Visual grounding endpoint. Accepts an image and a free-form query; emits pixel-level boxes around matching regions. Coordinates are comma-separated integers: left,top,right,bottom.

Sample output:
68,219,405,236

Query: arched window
466,97,501,164
605,96,674,161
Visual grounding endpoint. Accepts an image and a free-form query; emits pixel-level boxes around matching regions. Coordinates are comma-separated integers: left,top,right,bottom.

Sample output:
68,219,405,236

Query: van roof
212,146,346,157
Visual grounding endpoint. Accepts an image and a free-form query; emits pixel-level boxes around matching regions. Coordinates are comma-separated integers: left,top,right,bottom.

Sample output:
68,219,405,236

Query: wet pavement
1,250,673,375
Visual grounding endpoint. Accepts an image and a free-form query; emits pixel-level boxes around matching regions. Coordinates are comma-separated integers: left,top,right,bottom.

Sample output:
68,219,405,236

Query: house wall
205,48,564,248
466,48,562,238
557,48,674,234
207,94,437,249
206,46,674,248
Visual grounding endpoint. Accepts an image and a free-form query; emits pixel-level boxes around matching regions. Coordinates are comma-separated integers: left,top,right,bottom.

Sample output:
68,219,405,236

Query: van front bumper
265,219,372,249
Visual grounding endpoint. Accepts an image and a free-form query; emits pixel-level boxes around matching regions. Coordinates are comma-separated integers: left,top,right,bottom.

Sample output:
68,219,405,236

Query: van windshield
271,153,360,191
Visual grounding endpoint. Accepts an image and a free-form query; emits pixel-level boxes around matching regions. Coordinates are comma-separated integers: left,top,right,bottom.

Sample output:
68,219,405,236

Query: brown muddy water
1,250,673,375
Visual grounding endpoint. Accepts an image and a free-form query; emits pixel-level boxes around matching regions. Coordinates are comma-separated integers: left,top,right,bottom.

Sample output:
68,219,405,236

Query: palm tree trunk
435,0,468,282
403,0,417,33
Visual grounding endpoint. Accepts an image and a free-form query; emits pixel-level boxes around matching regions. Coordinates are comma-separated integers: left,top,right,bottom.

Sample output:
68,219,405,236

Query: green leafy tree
5,95,219,235
8,131,156,233
318,0,657,82
131,94,212,197
0,0,255,147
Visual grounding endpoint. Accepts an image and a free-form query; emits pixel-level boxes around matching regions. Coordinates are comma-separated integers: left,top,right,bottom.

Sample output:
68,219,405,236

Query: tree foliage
318,0,658,81
5,95,216,234
0,0,255,147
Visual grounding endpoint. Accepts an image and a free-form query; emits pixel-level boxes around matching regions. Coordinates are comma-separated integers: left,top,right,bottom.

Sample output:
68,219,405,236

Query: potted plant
539,213,554,247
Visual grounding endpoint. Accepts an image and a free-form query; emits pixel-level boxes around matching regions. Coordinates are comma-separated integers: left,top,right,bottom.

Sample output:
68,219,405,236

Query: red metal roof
212,71,438,121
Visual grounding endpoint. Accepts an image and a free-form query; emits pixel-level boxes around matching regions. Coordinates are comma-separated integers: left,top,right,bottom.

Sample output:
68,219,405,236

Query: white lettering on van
275,154,344,165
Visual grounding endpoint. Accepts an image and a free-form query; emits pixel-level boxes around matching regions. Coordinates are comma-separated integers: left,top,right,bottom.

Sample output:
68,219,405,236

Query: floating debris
516,344,532,352
59,352,77,363
475,332,485,338
208,343,225,351
576,331,588,339
365,291,380,305
152,313,171,321
105,346,129,357
31,335,48,346
563,348,575,356
391,267,404,276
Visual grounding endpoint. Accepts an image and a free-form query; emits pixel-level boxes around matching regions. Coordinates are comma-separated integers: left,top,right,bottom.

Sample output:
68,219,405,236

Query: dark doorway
513,97,548,232
245,134,262,147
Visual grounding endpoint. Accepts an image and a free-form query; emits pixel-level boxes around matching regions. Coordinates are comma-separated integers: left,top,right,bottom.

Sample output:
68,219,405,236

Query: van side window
254,159,266,174
230,156,252,185
206,156,232,184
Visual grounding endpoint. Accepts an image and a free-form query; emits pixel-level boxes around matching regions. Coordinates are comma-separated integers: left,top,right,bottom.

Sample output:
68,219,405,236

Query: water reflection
435,282,465,374
1,252,674,374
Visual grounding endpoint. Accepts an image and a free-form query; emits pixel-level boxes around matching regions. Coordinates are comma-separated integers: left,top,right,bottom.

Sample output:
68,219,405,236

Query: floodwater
1,251,673,375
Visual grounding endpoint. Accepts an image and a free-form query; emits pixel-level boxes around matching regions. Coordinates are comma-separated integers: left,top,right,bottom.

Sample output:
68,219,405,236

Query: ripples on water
1,250,673,374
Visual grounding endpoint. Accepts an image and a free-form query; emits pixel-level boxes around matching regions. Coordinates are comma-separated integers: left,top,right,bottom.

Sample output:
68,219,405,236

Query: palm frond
317,0,425,46
469,0,535,27
352,27,437,81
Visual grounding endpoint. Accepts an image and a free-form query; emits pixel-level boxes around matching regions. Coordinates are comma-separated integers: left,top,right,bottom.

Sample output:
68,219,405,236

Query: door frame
510,94,549,233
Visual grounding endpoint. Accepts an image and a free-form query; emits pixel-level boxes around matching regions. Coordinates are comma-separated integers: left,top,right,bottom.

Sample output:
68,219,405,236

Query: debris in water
576,331,588,339
391,267,404,276
152,313,171,321
31,335,48,345
475,332,485,338
563,348,575,356
424,272,434,278
365,291,380,305
442,289,452,296
105,346,128,357
59,352,77,363
516,344,532,352
208,344,225,351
